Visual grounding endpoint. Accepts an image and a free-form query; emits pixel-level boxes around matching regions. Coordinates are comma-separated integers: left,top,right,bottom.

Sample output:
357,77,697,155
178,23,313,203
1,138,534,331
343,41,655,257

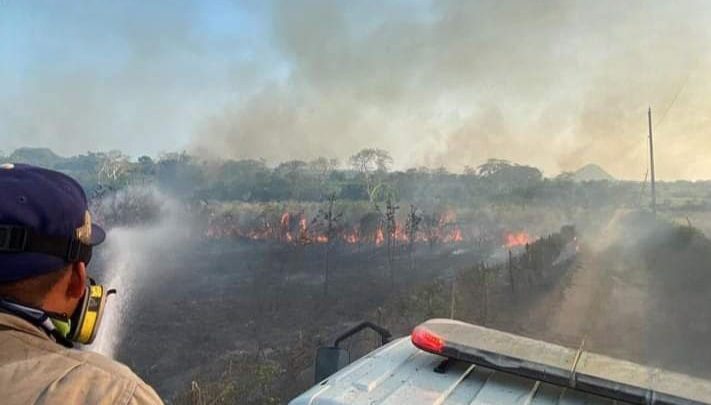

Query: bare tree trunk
387,235,394,290
409,242,415,272
508,250,516,294
323,243,330,297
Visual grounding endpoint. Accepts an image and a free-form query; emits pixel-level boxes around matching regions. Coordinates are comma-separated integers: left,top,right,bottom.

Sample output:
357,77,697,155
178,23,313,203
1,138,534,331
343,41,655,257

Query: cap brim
90,223,106,246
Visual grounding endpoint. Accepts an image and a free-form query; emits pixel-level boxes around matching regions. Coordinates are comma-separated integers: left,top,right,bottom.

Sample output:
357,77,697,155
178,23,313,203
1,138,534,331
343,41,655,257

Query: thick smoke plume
3,1,711,179
192,0,711,179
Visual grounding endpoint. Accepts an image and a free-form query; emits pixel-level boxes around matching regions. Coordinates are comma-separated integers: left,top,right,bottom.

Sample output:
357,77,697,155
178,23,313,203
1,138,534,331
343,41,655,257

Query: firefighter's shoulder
0,315,163,405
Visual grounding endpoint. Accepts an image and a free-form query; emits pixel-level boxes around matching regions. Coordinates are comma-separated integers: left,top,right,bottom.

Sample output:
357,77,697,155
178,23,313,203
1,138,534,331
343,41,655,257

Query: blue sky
1,1,711,179
0,1,277,155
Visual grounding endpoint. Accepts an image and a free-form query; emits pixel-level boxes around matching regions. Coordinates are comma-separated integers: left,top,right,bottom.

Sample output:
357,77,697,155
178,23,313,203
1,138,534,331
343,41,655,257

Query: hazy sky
2,1,711,179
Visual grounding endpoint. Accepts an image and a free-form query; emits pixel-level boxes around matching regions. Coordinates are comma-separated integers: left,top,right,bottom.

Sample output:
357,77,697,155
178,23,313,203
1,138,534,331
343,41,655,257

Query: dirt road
520,241,652,363
514,210,709,377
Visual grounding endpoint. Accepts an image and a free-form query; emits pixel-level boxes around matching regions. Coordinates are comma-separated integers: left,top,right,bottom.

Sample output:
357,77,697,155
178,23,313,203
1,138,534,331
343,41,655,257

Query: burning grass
200,201,547,250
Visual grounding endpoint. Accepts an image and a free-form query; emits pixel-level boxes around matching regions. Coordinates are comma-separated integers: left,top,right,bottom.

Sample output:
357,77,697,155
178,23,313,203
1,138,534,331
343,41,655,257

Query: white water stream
91,190,186,358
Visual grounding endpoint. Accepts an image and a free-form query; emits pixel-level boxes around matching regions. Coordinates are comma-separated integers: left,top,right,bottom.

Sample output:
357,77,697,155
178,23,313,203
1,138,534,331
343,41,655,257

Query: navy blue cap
0,163,105,282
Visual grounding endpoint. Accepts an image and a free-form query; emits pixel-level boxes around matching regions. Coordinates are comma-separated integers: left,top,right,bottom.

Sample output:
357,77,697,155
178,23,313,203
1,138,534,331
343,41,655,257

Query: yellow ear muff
70,283,109,345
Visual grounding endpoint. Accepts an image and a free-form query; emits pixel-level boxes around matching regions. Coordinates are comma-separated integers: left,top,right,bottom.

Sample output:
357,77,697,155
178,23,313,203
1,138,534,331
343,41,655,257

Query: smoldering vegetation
9,148,711,403
5,2,711,403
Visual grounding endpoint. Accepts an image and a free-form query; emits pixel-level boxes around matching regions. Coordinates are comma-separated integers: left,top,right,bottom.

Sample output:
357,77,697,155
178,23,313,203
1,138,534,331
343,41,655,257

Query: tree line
4,146,704,212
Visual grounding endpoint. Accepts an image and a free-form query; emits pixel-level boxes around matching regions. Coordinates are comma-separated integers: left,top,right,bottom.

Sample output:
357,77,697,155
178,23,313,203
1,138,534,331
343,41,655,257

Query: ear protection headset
69,279,116,344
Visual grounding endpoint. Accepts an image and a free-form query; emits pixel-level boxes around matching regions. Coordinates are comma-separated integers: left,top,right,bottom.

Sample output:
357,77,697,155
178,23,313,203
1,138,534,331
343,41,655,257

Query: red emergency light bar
411,325,444,354
411,319,711,405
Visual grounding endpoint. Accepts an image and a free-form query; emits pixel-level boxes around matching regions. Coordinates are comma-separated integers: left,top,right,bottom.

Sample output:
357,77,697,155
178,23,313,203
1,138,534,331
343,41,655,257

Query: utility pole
648,107,657,216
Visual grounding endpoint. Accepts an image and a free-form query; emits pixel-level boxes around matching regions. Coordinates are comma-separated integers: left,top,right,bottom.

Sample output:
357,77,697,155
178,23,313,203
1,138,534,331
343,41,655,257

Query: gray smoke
3,1,711,179
192,0,711,179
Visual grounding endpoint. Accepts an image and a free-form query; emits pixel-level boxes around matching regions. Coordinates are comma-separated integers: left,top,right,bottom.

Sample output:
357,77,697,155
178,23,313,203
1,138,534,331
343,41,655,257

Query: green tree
349,148,393,202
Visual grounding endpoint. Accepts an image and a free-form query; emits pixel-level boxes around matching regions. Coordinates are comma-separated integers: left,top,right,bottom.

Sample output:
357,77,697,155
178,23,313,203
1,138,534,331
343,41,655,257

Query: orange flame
343,228,359,244
205,208,470,246
375,228,384,246
445,227,463,243
280,212,293,242
505,232,532,248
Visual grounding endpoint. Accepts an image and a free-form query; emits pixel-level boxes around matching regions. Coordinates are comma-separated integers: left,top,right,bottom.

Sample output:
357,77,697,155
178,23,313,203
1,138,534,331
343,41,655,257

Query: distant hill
572,164,615,182
8,147,66,168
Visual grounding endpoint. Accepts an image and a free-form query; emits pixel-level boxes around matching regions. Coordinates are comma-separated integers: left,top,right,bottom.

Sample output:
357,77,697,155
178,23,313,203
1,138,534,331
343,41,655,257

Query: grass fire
5,2,711,403
5,146,711,403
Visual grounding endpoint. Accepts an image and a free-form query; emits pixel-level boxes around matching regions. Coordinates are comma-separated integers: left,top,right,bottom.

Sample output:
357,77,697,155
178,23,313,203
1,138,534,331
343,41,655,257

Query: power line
654,58,698,128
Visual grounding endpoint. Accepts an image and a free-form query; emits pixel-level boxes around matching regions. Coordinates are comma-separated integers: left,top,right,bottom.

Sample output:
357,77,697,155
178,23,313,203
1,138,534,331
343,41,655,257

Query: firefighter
0,163,162,404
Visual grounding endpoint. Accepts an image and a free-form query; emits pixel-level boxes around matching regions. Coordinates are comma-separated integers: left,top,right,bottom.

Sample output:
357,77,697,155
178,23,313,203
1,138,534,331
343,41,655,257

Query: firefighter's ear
67,262,87,299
